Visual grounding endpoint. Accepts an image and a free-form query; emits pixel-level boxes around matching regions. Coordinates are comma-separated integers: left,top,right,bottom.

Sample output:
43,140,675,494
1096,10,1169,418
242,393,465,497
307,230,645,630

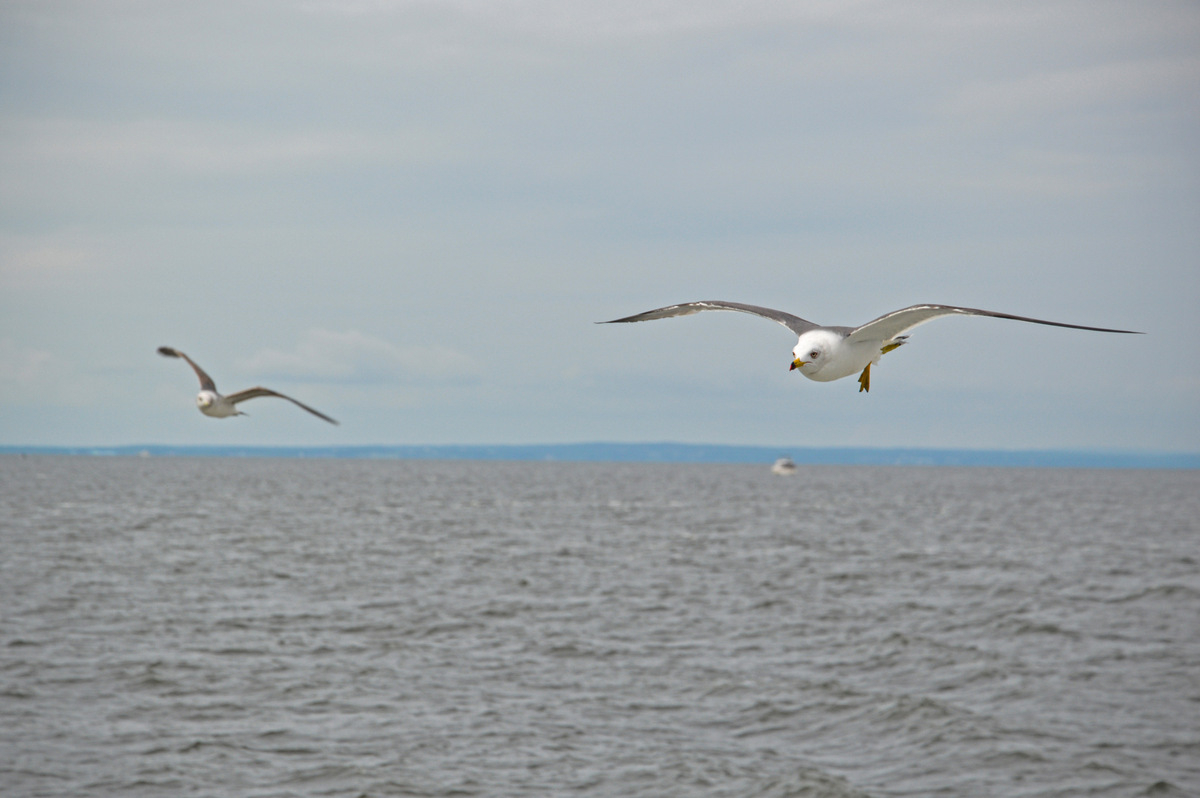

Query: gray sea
2,455,1198,797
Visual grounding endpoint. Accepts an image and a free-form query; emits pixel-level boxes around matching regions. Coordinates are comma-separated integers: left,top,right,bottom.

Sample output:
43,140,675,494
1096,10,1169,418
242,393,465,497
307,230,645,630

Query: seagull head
196,391,215,410
790,331,836,377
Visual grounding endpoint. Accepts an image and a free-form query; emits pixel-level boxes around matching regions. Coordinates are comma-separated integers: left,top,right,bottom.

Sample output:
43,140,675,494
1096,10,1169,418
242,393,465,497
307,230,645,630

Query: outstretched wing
157,346,218,392
224,387,339,425
600,300,820,337
848,304,1143,344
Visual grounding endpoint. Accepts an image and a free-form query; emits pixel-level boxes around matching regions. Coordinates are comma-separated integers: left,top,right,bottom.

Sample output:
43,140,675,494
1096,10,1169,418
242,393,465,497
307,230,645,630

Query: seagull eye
809,350,820,359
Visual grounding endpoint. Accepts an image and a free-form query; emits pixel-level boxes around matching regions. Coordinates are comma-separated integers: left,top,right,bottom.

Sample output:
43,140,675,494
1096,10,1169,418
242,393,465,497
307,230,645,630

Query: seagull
600,301,1143,392
157,347,338,424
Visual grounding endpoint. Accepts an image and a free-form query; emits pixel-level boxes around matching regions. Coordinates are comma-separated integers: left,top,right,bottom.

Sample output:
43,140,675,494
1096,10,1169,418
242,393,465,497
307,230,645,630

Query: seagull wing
157,347,218,392
224,387,339,425
848,304,1144,344
600,300,820,336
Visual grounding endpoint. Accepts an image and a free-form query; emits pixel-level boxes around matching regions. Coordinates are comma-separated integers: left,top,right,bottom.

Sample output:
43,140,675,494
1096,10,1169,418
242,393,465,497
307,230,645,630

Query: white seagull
157,347,338,424
600,301,1142,392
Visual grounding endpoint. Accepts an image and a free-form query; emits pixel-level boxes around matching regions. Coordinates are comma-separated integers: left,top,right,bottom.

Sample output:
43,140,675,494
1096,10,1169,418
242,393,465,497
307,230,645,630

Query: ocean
2,455,1197,797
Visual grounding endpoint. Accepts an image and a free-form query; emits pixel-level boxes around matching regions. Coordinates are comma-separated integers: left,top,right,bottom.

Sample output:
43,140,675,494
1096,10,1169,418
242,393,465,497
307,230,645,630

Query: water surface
2,456,1197,796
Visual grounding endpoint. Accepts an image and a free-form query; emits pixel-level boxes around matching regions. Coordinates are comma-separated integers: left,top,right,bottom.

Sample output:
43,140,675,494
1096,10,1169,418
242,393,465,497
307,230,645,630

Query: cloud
0,238,99,290
0,118,451,177
0,338,107,407
298,0,849,37
943,56,1200,127
237,329,479,384
0,338,55,388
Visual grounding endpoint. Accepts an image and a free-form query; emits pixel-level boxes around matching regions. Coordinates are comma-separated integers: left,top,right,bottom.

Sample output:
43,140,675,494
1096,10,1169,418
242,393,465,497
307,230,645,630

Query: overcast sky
2,0,1197,452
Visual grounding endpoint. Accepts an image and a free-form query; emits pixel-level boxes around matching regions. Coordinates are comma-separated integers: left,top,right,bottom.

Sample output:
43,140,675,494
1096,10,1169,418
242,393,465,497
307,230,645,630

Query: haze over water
2,456,1197,796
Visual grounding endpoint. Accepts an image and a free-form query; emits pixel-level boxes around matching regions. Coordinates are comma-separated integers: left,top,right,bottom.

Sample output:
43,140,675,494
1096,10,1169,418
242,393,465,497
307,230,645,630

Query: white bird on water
157,347,338,424
600,301,1142,392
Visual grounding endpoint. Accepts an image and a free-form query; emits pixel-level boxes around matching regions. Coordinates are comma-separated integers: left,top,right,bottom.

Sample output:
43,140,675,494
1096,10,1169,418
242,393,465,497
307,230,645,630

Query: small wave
5,638,44,648
745,767,874,797
1141,780,1191,796
1105,584,1200,604
1007,619,1082,639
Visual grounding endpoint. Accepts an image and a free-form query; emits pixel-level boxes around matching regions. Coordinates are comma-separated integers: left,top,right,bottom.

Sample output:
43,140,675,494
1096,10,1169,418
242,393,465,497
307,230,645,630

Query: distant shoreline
2,443,1196,469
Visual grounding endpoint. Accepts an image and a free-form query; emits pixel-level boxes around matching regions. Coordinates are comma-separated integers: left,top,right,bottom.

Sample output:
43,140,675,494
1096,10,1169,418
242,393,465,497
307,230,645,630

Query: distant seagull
600,301,1143,392
157,347,338,424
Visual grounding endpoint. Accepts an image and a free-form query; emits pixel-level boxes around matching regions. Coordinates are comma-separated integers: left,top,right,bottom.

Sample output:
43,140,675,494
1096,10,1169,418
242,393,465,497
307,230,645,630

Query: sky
1,0,1198,452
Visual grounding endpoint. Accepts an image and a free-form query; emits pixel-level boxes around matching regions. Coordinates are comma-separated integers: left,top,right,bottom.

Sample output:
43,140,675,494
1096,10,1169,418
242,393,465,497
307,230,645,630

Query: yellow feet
860,340,902,392
858,363,871,393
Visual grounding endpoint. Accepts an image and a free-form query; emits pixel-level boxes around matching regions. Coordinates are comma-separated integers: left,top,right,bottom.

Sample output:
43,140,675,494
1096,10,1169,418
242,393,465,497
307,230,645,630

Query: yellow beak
790,358,807,371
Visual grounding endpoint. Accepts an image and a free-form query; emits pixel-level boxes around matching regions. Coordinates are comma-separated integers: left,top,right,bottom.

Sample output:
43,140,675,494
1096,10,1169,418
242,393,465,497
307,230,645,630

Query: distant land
2,443,1197,469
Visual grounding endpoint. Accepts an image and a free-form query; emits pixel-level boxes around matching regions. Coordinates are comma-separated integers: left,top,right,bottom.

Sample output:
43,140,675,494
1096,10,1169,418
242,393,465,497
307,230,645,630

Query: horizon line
2,442,1197,469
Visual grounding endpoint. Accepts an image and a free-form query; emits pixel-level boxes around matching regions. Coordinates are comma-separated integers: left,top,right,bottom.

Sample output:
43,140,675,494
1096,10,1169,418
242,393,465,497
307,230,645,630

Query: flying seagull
157,346,338,424
600,301,1142,392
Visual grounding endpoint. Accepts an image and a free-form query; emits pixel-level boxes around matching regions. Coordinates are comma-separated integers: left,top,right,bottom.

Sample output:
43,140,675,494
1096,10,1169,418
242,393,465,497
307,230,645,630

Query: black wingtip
156,346,179,357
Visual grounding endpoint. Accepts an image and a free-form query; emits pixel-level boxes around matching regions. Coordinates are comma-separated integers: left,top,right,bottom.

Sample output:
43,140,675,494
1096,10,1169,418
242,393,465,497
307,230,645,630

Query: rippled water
2,455,1198,797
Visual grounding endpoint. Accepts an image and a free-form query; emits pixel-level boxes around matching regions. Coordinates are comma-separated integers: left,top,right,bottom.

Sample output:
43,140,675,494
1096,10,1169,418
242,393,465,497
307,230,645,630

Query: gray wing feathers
849,305,1144,343
600,301,819,336
224,387,339,425
157,346,218,392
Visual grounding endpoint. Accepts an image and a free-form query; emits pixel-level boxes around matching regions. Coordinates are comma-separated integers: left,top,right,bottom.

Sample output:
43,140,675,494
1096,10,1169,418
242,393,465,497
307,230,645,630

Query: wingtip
156,346,179,357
